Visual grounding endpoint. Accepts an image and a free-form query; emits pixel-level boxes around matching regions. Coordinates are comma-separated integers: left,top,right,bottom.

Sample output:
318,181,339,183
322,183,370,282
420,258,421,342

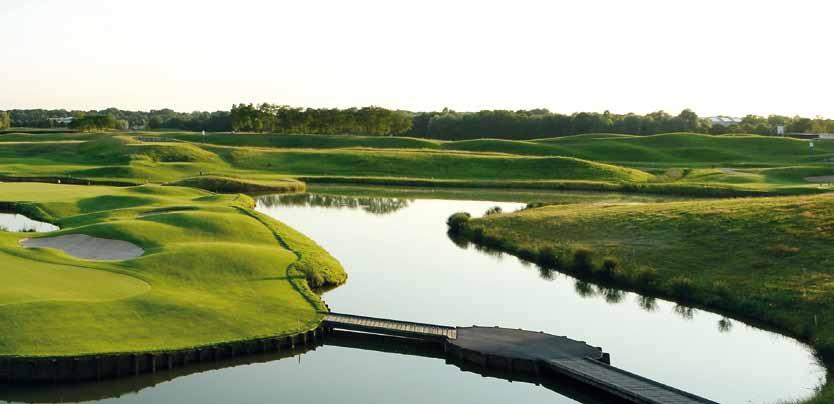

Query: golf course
0,130,833,403
0,181,344,356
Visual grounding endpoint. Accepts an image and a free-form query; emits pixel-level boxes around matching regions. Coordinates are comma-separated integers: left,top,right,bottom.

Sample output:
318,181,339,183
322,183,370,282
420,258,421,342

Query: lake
0,213,58,233
0,186,823,404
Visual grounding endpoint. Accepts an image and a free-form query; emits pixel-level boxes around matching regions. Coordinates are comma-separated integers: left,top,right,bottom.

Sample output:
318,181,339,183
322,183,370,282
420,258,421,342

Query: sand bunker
21,234,144,261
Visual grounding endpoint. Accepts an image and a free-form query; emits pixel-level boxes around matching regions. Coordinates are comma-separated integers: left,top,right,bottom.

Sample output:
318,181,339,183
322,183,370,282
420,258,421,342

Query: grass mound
226,148,653,183
167,175,305,194
166,132,442,150
0,182,344,356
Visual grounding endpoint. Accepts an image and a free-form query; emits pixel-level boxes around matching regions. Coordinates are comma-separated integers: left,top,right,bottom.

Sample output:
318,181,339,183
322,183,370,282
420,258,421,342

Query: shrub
306,270,325,289
446,212,471,232
669,276,695,298
711,281,733,302
471,227,485,242
537,246,562,268
516,247,537,262
635,266,658,286
597,257,622,279
484,206,503,216
572,247,594,272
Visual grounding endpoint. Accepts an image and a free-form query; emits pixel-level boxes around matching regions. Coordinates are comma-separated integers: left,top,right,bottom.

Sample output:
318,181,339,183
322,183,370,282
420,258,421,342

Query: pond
0,213,58,233
0,186,824,404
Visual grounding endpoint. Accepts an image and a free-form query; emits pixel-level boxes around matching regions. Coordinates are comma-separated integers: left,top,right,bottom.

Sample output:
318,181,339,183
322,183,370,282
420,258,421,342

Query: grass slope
0,182,345,357
456,194,834,403
1,131,832,195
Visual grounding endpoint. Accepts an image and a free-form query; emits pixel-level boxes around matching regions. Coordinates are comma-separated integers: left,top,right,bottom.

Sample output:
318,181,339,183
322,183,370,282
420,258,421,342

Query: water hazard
0,213,58,233
0,186,824,404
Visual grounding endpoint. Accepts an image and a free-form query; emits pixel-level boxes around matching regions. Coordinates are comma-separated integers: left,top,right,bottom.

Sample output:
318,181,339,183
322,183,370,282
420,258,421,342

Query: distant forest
3,105,834,140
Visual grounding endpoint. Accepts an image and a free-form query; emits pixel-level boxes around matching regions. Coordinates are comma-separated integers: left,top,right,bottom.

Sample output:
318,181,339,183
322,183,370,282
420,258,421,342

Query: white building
707,116,742,127
47,117,74,125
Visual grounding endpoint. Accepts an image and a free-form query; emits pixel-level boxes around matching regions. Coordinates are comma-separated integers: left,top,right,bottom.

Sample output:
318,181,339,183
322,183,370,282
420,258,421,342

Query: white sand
21,234,144,261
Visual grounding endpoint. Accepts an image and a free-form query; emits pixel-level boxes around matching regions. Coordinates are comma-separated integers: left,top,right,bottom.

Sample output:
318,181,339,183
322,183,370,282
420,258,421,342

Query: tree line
407,109,834,140
3,106,833,139
3,108,232,132
230,104,412,135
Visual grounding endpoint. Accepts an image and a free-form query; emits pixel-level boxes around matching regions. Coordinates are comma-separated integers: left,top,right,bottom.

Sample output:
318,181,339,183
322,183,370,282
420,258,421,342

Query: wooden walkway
323,314,717,403
323,312,457,340
548,358,717,404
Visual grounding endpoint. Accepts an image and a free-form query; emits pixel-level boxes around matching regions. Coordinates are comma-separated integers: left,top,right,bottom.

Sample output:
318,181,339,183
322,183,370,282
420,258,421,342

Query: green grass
456,194,834,403
1,131,832,196
167,175,305,194
0,182,345,357
219,147,653,182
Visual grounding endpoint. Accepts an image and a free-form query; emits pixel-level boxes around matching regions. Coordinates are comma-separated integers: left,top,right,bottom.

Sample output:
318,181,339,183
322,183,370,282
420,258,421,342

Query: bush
572,247,594,272
669,276,695,298
306,269,325,289
635,266,658,286
711,281,733,302
537,246,562,268
484,206,503,216
597,256,622,279
446,212,471,232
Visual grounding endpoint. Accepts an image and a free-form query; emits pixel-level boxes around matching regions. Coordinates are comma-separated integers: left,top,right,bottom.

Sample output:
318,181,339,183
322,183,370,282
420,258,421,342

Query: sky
1,0,833,117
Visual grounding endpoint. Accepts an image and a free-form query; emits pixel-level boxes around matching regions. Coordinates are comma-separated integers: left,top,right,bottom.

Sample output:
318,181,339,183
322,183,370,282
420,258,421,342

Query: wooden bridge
323,312,457,341
322,312,719,404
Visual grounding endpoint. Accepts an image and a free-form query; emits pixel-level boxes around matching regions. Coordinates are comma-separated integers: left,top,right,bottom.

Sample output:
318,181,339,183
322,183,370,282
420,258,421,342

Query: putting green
0,240,149,305
0,182,345,356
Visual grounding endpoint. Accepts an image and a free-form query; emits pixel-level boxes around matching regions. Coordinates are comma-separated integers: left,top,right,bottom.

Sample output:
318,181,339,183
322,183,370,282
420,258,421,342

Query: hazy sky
2,0,832,117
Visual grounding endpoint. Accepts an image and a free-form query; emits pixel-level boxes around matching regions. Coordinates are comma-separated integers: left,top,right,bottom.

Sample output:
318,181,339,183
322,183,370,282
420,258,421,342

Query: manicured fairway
2,131,833,195
0,183,344,356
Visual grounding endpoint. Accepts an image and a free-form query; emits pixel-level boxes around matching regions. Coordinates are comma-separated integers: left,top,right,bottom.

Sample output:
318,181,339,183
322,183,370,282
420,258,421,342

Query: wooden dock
323,313,718,404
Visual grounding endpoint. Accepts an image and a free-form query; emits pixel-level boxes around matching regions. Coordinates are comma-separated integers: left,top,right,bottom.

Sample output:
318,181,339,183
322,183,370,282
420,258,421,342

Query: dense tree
5,106,834,139
6,108,231,131
68,114,118,131
230,104,412,136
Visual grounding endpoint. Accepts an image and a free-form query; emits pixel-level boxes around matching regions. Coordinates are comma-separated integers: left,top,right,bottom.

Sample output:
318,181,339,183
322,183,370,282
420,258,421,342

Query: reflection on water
0,186,824,404
0,332,629,404
0,213,58,233
258,193,412,215
257,186,824,404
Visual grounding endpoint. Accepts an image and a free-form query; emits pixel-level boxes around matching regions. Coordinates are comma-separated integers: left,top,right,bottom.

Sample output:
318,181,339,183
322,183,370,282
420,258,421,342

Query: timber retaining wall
0,328,322,383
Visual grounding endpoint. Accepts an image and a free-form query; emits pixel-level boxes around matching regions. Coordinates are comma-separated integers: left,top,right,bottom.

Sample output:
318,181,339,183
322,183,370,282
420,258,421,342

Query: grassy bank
453,193,834,402
1,131,831,196
167,175,305,194
0,182,345,357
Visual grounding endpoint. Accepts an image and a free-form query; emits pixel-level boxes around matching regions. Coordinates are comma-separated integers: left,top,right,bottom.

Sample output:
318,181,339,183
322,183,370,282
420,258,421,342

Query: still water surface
0,187,824,404
0,213,58,232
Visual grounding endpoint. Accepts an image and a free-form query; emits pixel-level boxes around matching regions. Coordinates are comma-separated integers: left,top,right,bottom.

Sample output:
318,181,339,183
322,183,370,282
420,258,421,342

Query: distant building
707,116,742,127
47,117,74,125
